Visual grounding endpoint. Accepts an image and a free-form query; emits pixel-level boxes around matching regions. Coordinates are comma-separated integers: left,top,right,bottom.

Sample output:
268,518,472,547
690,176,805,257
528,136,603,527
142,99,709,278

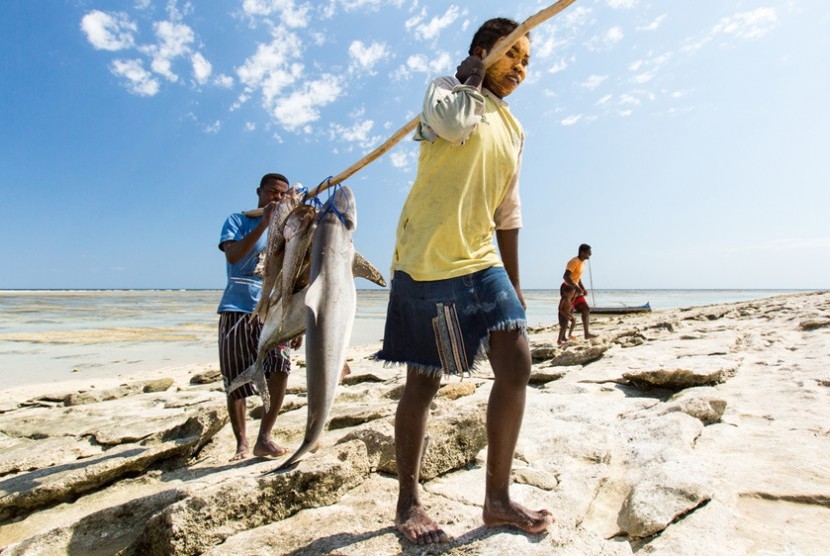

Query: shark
276,185,361,470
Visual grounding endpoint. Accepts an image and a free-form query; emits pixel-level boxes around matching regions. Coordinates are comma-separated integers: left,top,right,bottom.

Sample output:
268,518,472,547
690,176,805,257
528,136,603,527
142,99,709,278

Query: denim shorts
375,266,526,377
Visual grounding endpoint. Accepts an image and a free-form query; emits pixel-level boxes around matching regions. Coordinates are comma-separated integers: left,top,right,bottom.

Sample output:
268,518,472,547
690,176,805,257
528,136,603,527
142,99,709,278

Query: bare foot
253,438,289,458
483,499,554,534
557,339,569,346
230,443,249,461
396,505,450,546
568,334,577,340
585,333,598,339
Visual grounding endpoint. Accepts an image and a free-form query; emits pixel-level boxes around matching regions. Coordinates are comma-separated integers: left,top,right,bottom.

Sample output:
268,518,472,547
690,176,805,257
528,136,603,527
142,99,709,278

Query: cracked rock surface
1,291,828,555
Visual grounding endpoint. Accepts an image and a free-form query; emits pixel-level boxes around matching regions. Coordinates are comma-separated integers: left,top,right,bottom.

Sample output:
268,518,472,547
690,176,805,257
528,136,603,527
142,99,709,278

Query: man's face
257,179,289,208
581,248,592,260
483,35,531,99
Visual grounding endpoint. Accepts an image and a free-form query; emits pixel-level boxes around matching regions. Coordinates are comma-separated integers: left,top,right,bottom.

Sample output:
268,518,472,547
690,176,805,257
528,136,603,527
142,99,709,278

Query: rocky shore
1,291,828,555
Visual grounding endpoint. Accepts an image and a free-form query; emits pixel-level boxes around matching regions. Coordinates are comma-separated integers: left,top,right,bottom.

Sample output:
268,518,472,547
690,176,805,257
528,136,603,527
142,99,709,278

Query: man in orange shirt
561,244,597,339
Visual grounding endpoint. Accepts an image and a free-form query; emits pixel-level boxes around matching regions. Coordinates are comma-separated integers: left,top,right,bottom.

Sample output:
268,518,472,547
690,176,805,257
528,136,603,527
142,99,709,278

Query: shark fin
352,251,386,287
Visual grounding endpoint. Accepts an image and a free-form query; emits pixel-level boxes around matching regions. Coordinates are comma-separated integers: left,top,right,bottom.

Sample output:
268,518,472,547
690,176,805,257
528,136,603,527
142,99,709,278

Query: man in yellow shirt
561,243,597,339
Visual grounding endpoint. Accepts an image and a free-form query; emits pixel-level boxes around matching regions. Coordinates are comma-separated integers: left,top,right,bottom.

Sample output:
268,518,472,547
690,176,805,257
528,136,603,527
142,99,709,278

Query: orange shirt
565,256,584,285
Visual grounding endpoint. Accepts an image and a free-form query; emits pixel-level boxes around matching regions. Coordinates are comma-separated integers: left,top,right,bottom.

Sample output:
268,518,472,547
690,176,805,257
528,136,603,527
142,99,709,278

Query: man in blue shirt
217,173,296,461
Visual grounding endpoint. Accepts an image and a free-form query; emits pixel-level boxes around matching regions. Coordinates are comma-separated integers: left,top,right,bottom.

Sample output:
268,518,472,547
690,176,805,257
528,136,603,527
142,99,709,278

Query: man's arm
496,228,525,309
221,202,277,264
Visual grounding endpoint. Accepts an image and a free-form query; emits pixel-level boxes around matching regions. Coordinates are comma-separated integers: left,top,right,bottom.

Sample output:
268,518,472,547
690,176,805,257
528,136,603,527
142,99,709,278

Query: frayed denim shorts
375,266,526,377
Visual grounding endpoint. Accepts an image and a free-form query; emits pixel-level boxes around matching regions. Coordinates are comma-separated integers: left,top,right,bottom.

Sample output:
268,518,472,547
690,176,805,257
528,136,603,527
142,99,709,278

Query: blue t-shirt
217,213,267,314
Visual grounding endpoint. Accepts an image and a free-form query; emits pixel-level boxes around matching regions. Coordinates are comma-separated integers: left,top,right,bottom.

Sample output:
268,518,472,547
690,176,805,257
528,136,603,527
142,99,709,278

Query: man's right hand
455,55,485,89
260,200,278,226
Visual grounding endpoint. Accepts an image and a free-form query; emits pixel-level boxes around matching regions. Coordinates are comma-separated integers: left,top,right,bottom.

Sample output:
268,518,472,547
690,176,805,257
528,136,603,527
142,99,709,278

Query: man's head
578,243,592,260
469,18,531,99
257,173,289,208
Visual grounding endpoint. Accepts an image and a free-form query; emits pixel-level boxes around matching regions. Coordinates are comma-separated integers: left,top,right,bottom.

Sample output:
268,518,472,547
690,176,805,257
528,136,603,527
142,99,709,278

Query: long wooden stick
301,0,577,200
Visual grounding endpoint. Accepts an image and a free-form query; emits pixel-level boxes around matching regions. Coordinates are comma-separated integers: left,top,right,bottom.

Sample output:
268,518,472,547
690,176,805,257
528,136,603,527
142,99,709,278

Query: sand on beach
1,291,829,555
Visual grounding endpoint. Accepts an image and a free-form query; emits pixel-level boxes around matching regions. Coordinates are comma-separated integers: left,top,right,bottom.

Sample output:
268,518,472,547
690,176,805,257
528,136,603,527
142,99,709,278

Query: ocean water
0,289,810,387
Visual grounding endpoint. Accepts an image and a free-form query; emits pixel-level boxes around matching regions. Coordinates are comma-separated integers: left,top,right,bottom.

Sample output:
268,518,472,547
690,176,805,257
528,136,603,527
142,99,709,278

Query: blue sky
1,0,828,290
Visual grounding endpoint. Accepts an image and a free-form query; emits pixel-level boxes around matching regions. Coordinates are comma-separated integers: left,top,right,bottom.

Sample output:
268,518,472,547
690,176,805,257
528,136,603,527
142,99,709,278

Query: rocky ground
1,291,828,555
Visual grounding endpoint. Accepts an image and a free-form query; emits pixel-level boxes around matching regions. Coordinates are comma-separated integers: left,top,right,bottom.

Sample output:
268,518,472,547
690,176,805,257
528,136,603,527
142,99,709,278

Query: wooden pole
240,0,578,214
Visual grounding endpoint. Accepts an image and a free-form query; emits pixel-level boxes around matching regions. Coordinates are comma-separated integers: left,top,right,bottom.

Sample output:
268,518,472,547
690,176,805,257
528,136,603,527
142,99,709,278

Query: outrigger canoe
589,302,652,315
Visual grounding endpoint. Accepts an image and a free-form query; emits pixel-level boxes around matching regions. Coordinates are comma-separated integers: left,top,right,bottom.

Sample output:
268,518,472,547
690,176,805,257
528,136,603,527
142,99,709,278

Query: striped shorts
218,311,291,400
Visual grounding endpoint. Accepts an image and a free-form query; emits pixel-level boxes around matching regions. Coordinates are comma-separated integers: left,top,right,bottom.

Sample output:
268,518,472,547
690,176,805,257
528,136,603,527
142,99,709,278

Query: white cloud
329,118,376,145
606,26,624,44
191,52,212,84
548,57,569,75
81,10,137,51
606,0,636,8
242,0,310,28
712,8,777,40
579,74,607,90
561,114,582,126
618,109,632,117
389,150,409,169
110,58,160,96
245,122,257,131
631,69,656,84
395,51,452,79
141,20,195,82
586,25,624,51
597,94,612,105
619,94,640,105
204,120,222,134
412,5,460,41
237,28,304,106
135,0,152,10
272,76,343,131
637,14,667,32
348,40,389,74
325,0,404,17
214,74,234,88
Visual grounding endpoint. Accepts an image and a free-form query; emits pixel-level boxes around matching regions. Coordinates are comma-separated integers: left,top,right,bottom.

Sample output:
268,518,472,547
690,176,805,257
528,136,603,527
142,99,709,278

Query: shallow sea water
0,288,808,387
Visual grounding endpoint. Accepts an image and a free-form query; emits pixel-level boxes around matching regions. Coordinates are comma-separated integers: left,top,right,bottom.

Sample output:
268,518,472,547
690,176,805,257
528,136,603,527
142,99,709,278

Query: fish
252,193,301,323
227,285,309,411
279,205,317,326
276,186,359,470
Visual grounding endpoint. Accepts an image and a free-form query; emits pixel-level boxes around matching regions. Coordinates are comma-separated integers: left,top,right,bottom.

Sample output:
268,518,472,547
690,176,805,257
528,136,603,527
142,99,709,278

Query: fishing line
587,259,597,308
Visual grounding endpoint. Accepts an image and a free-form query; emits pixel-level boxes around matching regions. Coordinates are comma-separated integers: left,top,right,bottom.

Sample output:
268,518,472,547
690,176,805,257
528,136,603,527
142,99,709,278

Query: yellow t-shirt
565,257,584,285
391,77,524,281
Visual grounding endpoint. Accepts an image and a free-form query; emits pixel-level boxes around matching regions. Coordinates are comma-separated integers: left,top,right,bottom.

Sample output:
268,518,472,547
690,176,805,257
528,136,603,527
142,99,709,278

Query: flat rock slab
0,406,226,522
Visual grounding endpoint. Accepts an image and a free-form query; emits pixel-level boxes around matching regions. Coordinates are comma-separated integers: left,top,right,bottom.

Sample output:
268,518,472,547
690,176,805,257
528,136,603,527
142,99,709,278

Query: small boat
589,302,652,315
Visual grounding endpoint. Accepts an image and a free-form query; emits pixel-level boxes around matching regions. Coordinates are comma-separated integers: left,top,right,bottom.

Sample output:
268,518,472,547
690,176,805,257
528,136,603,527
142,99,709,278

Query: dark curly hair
468,17,530,56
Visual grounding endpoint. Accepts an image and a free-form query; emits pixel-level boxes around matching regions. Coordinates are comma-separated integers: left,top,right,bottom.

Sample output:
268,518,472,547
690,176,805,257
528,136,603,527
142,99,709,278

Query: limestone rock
436,381,476,399
529,370,566,385
189,369,222,384
142,378,174,393
64,383,143,406
0,406,225,522
531,343,609,366
337,403,487,481
617,459,714,539
341,373,384,386
800,319,830,331
623,368,733,390
133,440,371,555
512,466,559,490
662,387,727,425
